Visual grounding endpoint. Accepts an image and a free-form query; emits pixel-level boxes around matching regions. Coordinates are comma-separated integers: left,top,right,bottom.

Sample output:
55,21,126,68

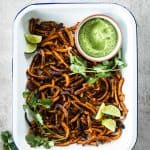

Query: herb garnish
22,91,52,110
0,131,18,150
25,134,54,149
22,91,53,126
70,53,87,76
70,50,126,84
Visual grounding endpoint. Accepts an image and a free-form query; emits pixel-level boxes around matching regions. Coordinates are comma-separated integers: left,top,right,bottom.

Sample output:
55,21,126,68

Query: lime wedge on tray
102,119,116,132
102,105,121,117
25,33,42,44
95,103,105,120
25,43,37,54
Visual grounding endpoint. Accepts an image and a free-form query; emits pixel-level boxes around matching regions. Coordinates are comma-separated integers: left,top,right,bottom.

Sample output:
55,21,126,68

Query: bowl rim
75,14,122,62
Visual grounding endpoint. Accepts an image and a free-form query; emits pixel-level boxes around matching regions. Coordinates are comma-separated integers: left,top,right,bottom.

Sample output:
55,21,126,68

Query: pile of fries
25,18,128,146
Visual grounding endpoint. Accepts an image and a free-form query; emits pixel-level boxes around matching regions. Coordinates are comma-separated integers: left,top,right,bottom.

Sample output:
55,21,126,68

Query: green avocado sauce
79,18,118,58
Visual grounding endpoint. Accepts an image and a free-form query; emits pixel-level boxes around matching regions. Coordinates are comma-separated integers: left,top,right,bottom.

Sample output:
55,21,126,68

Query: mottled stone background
0,0,149,149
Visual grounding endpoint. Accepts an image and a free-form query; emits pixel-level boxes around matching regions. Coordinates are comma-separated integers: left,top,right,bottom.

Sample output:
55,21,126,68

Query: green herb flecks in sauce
79,18,118,57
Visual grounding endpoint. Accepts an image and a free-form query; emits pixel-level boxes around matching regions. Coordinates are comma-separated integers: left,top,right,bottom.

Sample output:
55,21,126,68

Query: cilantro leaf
70,54,87,66
102,60,114,67
26,134,54,149
22,91,38,111
70,54,87,76
24,92,52,110
25,135,42,147
38,98,52,109
87,77,99,84
23,104,28,111
70,64,86,76
92,63,109,73
22,91,30,98
1,131,18,150
28,95,38,110
114,57,127,69
1,131,13,144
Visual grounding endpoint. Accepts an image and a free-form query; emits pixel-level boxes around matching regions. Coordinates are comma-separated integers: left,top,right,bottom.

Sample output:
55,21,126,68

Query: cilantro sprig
25,134,54,149
0,131,18,150
70,53,87,76
22,91,55,149
22,91,52,110
70,50,126,84
22,91,53,126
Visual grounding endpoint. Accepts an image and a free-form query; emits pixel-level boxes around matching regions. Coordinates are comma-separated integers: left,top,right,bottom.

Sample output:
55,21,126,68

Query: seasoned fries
24,18,128,147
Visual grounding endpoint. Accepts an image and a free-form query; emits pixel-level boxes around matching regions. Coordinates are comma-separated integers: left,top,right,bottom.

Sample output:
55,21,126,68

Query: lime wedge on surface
25,33,42,44
102,119,116,132
95,103,105,120
102,105,121,117
25,43,37,54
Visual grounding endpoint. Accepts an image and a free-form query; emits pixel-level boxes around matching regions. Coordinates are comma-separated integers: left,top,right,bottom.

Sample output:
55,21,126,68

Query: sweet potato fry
25,18,127,148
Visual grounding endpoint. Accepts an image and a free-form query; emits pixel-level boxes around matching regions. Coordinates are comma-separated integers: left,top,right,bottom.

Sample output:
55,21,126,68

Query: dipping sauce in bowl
75,15,122,62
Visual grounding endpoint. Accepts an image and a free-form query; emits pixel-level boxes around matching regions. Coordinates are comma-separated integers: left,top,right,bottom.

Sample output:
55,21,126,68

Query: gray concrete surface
0,0,149,149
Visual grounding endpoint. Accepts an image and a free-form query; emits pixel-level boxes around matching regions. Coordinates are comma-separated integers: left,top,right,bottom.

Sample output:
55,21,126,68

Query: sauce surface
79,18,118,58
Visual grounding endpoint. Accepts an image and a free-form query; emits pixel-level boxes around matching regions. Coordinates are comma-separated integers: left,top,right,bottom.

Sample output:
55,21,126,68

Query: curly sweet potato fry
61,122,70,139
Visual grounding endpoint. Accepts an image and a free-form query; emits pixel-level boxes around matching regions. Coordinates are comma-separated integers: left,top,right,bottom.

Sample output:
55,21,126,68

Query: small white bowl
75,14,122,62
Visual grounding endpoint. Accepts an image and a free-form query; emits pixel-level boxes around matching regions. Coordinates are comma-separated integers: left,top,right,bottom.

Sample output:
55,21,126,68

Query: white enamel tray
13,2,137,150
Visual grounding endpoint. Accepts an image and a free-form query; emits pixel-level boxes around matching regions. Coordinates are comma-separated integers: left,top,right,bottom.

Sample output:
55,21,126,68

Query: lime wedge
102,119,116,132
102,105,121,117
25,43,37,54
25,33,42,44
95,103,105,120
